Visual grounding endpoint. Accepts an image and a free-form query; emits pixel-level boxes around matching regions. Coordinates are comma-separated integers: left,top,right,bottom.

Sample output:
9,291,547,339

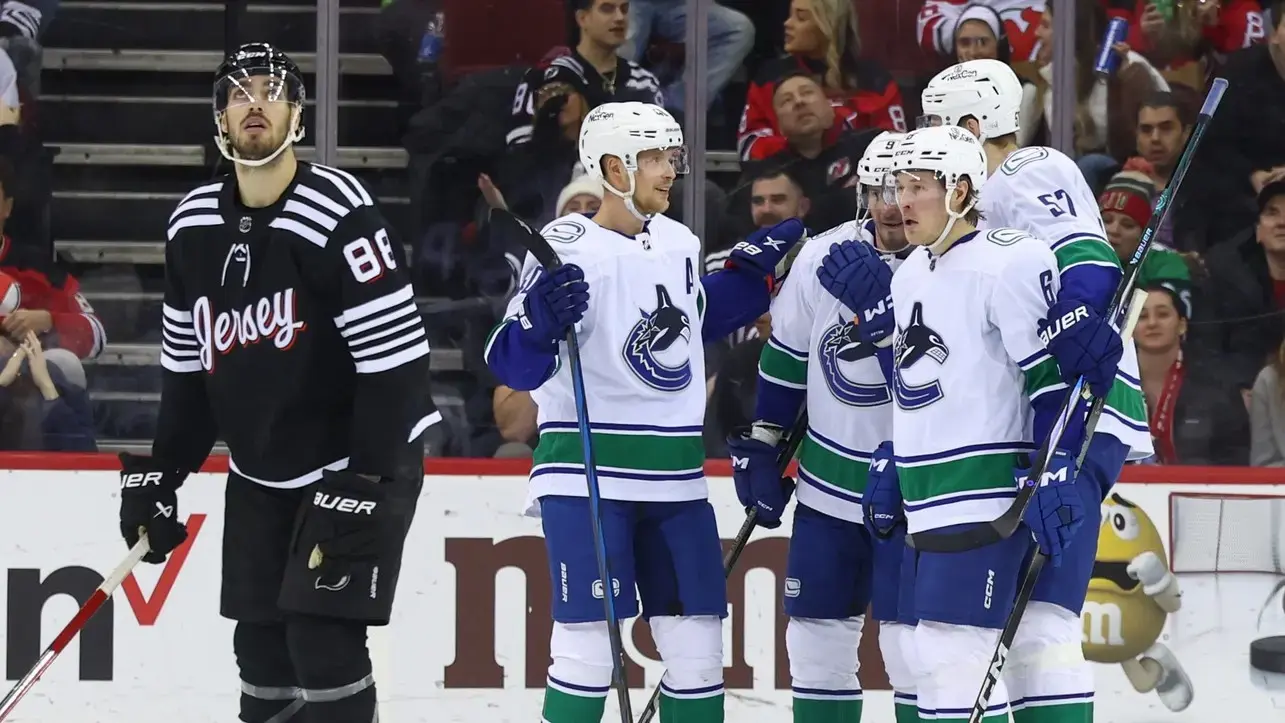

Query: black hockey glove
118,453,189,564
292,470,397,581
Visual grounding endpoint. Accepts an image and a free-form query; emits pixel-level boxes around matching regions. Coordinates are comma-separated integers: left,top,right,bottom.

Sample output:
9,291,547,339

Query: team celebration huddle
486,56,1226,723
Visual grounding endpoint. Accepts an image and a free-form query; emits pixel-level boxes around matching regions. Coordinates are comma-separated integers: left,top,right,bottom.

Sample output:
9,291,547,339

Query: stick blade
487,207,561,269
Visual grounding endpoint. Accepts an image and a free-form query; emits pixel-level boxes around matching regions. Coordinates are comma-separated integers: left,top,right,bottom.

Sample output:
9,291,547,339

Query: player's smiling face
632,148,679,215
222,74,295,161
893,170,950,246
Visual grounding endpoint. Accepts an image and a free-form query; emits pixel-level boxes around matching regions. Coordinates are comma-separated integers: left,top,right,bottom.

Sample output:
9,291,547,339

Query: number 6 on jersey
343,228,398,283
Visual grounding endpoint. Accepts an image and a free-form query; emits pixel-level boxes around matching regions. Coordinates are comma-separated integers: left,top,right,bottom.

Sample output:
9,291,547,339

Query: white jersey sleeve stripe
340,285,415,325
162,303,193,323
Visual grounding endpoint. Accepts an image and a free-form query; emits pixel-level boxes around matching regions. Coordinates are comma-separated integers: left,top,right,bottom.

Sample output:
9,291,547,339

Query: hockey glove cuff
118,453,189,564
816,240,895,346
727,425,795,529
1019,449,1086,568
516,264,589,349
292,470,397,583
727,218,806,280
863,441,905,539
1038,300,1123,398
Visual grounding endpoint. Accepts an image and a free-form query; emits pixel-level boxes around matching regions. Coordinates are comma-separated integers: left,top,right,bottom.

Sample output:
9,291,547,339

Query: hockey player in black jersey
114,43,439,723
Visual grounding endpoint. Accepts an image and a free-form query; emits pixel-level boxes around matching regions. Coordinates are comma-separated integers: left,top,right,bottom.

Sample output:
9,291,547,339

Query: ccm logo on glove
122,472,164,488
1037,305,1090,345
314,492,378,515
862,295,892,323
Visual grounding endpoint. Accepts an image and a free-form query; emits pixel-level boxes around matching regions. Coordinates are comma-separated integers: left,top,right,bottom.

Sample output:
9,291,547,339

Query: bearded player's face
222,74,295,162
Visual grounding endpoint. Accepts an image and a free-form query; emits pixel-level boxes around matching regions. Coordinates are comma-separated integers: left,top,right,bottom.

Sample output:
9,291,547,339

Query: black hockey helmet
212,42,307,166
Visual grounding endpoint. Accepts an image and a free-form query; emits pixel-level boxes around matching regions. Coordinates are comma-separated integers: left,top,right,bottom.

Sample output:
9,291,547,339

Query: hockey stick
0,534,151,722
635,408,810,723
963,292,1146,723
906,76,1229,554
489,208,634,722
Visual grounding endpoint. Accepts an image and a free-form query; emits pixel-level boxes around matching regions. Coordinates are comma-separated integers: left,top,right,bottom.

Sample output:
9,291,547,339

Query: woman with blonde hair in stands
737,0,906,161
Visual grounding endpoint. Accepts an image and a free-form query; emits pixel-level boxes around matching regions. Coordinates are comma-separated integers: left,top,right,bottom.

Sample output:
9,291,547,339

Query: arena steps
46,2,383,55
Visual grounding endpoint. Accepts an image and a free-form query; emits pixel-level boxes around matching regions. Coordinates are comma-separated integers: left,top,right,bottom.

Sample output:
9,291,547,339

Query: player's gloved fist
726,425,795,528
727,218,806,279
1038,299,1123,398
517,264,589,349
1127,550,1176,597
293,470,395,579
118,453,189,564
863,441,905,539
1018,449,1086,568
816,240,895,346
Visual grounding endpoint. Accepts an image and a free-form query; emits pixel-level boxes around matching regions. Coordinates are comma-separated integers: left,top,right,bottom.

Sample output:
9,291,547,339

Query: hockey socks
893,694,919,723
659,685,724,722
792,693,862,722
541,680,608,723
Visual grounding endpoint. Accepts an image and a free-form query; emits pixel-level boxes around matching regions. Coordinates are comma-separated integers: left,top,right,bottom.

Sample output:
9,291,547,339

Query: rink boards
0,463,1282,723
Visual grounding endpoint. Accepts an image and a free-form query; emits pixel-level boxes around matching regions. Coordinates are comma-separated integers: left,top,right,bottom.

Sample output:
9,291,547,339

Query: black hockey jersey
154,162,439,486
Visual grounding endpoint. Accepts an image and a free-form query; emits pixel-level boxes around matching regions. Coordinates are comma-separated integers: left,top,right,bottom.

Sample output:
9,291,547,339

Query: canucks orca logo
622,284,692,392
893,302,948,409
818,315,892,407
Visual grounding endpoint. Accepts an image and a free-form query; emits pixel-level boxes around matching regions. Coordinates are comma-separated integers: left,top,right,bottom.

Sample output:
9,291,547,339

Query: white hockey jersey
759,219,904,523
981,146,1153,459
891,228,1066,533
487,213,709,509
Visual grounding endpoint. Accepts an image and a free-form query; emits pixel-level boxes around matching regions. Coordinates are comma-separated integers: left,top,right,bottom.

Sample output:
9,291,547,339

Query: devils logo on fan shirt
0,235,106,358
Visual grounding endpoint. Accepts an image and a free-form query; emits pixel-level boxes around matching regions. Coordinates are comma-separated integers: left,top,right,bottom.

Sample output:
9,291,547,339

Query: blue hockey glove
1038,299,1123,398
1019,449,1087,568
816,240,895,346
515,264,589,349
727,425,795,529
863,441,905,539
727,218,806,279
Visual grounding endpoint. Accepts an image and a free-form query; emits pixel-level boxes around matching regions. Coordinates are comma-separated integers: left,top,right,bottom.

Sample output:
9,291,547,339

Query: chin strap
926,191,976,258
602,170,654,222
215,106,305,168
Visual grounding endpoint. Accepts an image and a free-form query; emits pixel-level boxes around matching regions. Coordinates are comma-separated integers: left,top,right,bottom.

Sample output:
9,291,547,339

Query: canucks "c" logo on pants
819,316,891,407
622,284,692,392
893,302,948,409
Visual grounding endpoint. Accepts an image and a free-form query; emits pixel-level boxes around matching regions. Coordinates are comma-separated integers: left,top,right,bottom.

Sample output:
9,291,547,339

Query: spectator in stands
1099,168,1193,310
510,0,663,148
0,330,95,451
489,178,604,459
0,55,48,254
1250,338,1285,466
734,74,876,234
951,3,1010,62
0,0,55,100
1135,91,1192,190
738,0,906,161
1197,180,1285,384
918,0,1045,63
1134,284,1247,464
1180,1,1285,249
0,159,103,359
1109,0,1265,85
1028,0,1168,190
619,0,754,116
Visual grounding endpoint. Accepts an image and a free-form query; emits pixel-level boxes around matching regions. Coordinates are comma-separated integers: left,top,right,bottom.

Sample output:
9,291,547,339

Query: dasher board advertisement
0,461,1281,722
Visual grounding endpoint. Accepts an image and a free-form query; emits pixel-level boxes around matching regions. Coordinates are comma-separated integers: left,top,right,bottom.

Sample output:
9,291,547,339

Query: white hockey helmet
858,131,905,188
919,59,1023,142
579,101,686,219
857,130,904,220
887,125,987,252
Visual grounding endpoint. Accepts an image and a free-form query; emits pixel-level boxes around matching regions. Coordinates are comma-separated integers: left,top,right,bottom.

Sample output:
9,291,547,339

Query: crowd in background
1,0,1285,466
